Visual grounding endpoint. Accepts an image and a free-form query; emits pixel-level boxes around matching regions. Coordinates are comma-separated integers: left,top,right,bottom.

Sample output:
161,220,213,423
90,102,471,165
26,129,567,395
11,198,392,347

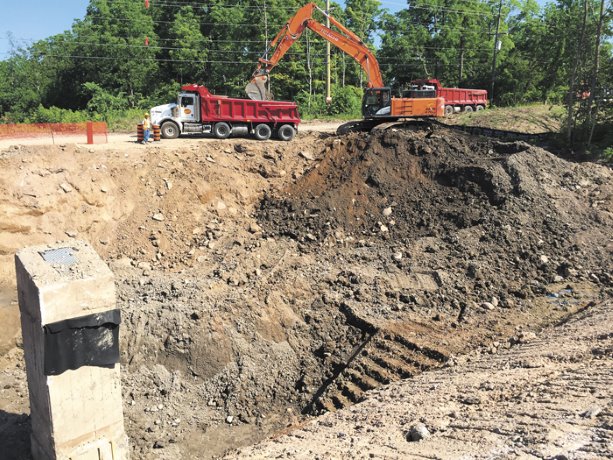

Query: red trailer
151,84,300,141
410,79,488,116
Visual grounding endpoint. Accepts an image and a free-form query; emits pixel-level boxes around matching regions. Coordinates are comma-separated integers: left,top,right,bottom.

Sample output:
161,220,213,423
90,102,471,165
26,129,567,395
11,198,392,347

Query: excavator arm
246,2,384,100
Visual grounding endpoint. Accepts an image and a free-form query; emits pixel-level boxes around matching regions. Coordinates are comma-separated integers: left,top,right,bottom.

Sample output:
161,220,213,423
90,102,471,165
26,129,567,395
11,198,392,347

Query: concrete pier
15,241,129,460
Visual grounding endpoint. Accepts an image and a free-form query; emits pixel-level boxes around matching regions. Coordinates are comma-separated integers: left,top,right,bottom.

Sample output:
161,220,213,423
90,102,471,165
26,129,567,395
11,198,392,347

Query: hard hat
144,113,149,117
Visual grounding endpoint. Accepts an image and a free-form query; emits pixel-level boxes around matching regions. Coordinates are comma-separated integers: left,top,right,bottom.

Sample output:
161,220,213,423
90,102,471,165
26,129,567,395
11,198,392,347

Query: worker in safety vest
142,113,151,144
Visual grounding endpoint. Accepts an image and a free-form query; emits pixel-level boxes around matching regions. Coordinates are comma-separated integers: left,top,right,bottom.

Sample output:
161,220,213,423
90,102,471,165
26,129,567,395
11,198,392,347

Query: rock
382,207,393,217
380,225,389,233
137,262,152,271
153,440,164,449
461,395,481,405
100,186,108,193
393,252,403,261
580,406,602,418
299,150,315,160
305,233,317,241
152,213,165,222
517,331,537,343
60,182,73,193
234,144,247,153
553,275,564,283
491,296,499,307
481,302,495,310
539,255,549,264
164,179,173,190
249,222,262,233
226,415,234,424
407,423,430,442
65,230,78,238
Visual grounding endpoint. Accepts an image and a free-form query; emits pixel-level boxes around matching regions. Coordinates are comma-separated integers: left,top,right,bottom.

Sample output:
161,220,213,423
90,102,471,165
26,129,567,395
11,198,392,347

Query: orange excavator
246,2,444,131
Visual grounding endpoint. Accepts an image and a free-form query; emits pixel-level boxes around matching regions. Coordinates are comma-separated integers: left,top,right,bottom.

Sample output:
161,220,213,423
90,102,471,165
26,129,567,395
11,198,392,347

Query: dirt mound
259,123,613,302
260,123,603,239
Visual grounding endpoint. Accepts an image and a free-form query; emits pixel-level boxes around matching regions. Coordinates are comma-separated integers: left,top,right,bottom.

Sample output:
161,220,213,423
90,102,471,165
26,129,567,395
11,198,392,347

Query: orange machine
246,2,444,121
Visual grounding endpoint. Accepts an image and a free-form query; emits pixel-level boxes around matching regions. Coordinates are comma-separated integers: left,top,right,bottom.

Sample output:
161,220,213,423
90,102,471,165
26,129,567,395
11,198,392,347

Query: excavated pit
0,124,611,459
117,124,611,458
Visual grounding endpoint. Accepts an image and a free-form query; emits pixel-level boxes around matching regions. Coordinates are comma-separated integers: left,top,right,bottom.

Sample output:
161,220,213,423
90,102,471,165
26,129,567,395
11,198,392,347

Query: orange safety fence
0,121,108,144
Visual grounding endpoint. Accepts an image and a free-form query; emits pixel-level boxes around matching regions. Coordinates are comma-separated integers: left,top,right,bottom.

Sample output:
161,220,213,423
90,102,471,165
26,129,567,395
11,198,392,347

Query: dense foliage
0,0,610,149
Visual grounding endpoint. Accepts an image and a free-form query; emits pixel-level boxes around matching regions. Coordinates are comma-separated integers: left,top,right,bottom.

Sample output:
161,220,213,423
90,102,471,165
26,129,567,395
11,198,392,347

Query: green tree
168,6,210,84
72,0,158,106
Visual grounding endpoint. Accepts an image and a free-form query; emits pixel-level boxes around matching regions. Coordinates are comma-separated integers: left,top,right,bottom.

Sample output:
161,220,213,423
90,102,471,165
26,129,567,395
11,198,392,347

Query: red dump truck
409,79,488,116
150,84,300,141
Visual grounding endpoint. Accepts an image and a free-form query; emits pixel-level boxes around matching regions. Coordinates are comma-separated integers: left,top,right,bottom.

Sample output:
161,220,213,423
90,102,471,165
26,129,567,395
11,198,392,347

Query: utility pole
326,0,332,104
263,1,270,96
489,0,503,105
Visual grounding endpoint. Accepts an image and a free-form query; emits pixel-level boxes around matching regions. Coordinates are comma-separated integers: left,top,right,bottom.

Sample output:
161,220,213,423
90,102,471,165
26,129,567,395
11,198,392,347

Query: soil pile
259,123,613,309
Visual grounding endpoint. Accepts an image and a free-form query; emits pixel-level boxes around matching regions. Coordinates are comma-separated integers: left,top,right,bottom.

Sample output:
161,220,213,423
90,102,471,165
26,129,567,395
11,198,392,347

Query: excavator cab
362,88,392,118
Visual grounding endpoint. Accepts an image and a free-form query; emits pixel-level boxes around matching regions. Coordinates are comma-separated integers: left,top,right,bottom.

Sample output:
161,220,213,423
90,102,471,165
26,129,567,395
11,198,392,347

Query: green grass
448,103,566,134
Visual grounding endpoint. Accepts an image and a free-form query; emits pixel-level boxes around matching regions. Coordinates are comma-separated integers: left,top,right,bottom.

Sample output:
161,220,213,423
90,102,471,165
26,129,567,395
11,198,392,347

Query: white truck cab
150,92,201,138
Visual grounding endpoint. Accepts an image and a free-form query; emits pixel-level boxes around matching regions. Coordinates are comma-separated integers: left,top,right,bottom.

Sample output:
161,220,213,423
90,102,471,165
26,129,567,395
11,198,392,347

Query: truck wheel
214,122,231,139
476,105,485,111
444,105,454,117
277,124,296,141
161,121,179,139
254,124,272,141
464,106,474,113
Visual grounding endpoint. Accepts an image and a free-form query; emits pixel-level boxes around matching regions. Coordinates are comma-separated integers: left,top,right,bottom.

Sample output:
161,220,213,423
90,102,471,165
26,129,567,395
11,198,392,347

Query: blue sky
3,1,378,57
0,1,89,57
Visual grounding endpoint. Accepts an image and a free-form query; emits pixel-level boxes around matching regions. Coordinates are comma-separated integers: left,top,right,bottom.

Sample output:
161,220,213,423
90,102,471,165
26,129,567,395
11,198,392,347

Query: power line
106,0,301,10
25,52,492,65
380,0,498,8
2,35,494,52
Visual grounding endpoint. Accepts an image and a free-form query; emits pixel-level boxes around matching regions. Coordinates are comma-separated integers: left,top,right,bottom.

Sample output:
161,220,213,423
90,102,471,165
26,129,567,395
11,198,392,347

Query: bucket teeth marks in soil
345,368,379,392
313,330,448,414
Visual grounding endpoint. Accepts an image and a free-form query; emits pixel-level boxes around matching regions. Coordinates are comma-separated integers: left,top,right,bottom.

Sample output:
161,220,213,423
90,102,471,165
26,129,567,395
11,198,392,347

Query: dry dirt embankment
0,120,611,459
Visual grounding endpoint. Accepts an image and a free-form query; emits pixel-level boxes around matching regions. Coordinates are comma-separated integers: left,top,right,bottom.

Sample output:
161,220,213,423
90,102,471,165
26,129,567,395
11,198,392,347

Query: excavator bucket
245,74,270,101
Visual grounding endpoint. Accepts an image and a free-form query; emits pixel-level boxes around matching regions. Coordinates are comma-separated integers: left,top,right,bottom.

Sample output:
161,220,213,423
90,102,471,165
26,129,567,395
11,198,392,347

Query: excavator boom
246,2,384,100
247,2,444,123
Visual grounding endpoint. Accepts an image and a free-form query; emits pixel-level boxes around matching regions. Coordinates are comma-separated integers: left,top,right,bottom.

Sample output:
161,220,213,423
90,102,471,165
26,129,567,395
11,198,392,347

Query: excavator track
336,119,390,135
336,117,554,146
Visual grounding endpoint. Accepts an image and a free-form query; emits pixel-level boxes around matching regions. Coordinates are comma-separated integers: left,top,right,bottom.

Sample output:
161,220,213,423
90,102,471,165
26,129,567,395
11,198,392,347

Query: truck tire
476,105,485,111
277,124,296,141
161,121,179,139
254,124,272,141
464,105,474,113
214,122,231,139
444,105,454,117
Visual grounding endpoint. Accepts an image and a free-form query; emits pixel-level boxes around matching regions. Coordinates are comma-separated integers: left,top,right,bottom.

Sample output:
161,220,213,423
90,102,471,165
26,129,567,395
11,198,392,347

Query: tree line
0,0,610,150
